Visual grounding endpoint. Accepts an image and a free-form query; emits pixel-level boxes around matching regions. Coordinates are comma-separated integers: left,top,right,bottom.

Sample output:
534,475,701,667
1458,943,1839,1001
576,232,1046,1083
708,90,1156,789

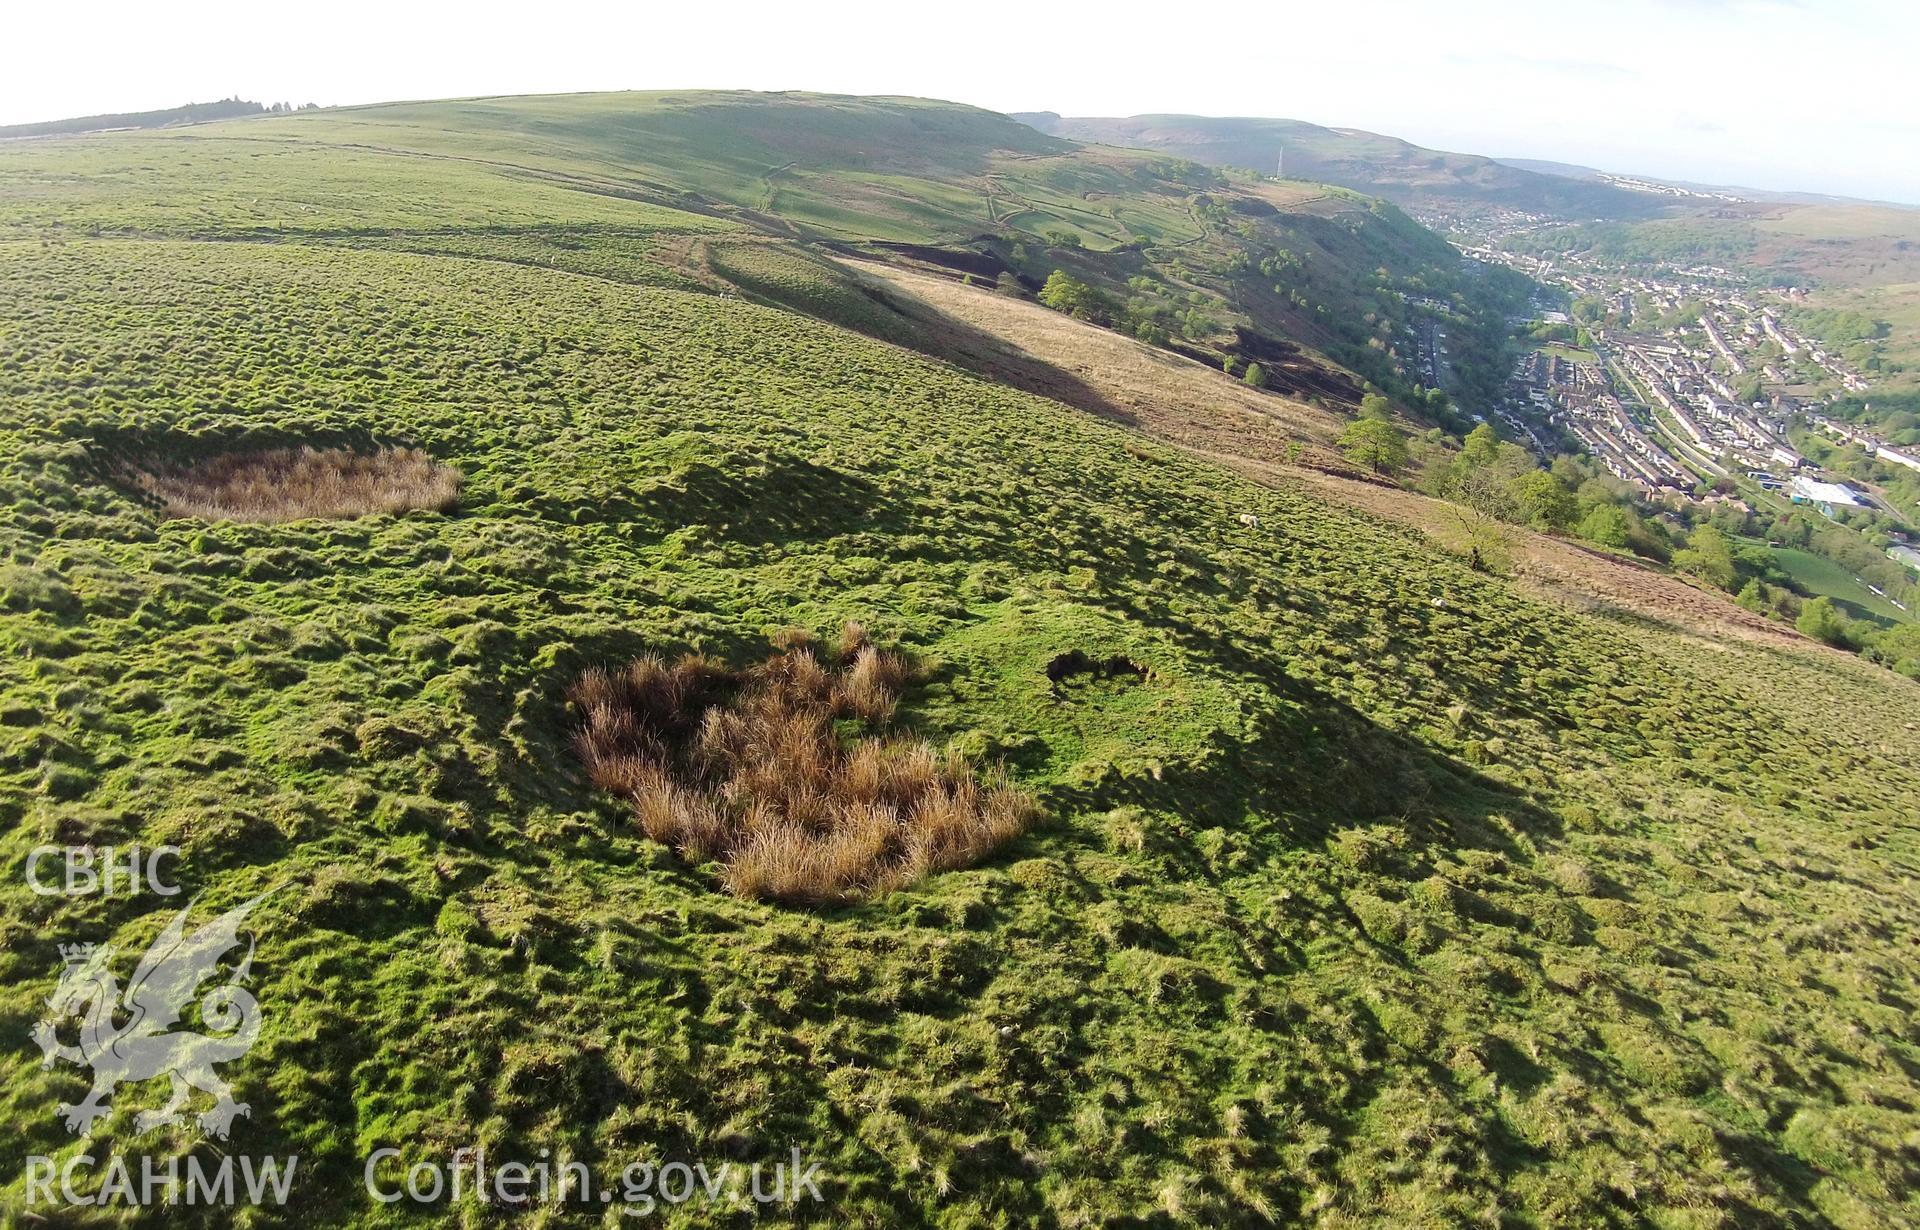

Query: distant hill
1,90,1531,413
1501,156,1918,210
0,97,275,140
1015,112,1659,221
1497,156,1606,181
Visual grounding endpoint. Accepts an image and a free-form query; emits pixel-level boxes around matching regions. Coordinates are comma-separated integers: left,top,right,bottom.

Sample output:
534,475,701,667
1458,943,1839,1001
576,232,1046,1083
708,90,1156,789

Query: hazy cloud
1441,52,1637,79
0,0,1914,202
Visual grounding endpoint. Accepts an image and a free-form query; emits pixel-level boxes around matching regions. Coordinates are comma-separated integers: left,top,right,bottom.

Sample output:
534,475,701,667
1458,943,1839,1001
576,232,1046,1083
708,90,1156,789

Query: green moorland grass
0,92,1166,248
700,237,928,344
0,132,727,237
1,229,1919,1228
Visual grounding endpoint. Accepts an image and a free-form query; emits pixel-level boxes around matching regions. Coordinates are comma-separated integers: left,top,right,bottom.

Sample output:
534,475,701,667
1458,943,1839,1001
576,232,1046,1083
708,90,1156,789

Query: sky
5,0,1916,203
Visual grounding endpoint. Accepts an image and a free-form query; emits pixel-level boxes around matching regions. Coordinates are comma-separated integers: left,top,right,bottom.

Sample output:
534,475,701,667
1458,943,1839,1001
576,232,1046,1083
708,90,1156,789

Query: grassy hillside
0,90,1528,416
851,258,1349,454
1016,113,1656,221
0,90,1156,245
2,94,1920,1229
0,97,273,140
849,261,1851,646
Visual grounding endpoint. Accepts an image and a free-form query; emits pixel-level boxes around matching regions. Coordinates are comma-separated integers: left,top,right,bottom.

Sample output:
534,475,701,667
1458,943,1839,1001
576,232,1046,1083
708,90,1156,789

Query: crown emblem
58,943,97,966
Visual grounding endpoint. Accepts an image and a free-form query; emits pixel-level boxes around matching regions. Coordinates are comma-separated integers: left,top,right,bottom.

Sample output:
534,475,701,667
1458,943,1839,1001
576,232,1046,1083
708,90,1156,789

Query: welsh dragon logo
32,893,270,1139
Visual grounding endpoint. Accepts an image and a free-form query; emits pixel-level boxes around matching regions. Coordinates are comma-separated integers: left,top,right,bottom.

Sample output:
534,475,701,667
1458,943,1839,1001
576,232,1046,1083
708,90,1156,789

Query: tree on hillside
1797,597,1853,648
1038,270,1076,309
1243,362,1267,389
1577,503,1632,549
1458,422,1504,469
1509,470,1575,532
1359,392,1394,422
1038,270,1109,323
1674,525,1739,592
1871,622,1920,679
1444,463,1520,572
1430,423,1533,508
1339,418,1409,477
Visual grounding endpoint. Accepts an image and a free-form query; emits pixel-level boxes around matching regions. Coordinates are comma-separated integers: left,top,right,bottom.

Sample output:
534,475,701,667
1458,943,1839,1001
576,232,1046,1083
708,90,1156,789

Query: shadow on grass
632,453,881,544
80,421,434,473
1044,669,1562,867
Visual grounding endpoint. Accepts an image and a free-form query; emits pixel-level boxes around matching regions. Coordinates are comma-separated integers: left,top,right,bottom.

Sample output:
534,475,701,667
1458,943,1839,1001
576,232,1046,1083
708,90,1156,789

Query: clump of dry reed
131,445,460,522
571,623,1037,904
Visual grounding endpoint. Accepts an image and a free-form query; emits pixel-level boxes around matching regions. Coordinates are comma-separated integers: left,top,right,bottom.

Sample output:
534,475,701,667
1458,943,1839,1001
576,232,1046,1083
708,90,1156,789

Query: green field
1,94,1919,1228
1534,342,1600,364
1768,545,1913,623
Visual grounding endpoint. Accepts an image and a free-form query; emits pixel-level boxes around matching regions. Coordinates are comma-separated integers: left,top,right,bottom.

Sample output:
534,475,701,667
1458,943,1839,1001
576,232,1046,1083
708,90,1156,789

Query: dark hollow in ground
1046,651,1151,690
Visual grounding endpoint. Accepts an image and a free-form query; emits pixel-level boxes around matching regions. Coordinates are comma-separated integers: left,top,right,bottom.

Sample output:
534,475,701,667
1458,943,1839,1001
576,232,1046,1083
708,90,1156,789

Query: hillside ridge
1015,110,1659,219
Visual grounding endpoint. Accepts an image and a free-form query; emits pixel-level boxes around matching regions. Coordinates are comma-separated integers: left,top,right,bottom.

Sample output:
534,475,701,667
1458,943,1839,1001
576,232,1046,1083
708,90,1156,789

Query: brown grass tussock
571,625,1037,904
131,445,460,522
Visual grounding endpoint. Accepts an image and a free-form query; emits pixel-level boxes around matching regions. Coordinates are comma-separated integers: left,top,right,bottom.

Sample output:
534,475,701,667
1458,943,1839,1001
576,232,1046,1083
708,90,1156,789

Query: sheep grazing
1237,513,1261,529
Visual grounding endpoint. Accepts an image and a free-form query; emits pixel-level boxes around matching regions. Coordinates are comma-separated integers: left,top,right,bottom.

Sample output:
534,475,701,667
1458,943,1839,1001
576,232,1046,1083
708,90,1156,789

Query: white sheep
1237,513,1260,529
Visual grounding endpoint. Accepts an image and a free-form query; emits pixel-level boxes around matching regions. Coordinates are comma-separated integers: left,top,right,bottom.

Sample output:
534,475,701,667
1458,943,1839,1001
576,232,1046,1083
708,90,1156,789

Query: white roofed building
1789,476,1867,511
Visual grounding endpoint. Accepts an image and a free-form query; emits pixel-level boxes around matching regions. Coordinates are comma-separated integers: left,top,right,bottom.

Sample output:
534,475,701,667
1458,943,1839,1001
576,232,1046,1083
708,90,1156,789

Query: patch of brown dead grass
570,624,1038,905
851,259,1344,453
130,445,460,522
